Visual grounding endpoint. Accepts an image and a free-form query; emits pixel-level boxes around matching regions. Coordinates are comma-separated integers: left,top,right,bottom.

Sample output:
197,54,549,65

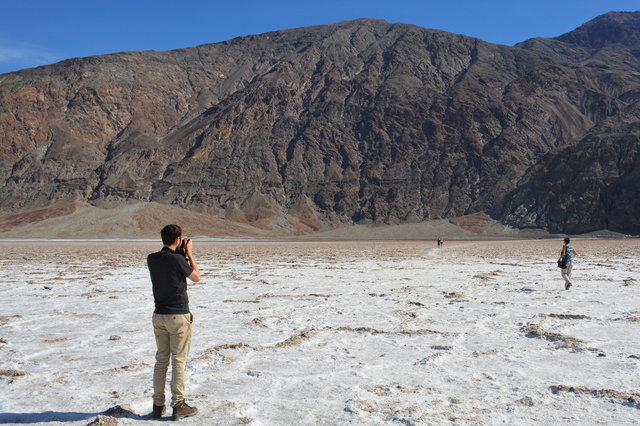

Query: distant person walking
559,237,577,290
147,224,201,420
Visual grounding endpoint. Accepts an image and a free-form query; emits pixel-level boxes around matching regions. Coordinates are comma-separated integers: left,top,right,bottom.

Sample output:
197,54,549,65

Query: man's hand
185,239,201,282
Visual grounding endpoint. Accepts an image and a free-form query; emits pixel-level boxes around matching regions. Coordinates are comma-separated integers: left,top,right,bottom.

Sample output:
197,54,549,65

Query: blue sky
1,0,638,74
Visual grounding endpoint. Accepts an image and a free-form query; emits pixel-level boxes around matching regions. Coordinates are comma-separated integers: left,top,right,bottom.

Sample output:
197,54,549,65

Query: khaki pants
152,313,193,406
561,262,573,285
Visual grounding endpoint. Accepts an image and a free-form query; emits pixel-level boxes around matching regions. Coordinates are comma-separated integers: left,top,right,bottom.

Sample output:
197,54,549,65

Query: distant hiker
559,237,577,290
147,224,201,420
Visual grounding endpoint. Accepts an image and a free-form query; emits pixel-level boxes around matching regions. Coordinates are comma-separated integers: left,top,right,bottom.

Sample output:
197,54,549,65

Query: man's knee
155,350,171,365
171,355,188,369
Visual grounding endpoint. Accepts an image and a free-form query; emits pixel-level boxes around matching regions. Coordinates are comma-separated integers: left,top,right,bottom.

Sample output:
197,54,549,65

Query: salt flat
0,239,639,425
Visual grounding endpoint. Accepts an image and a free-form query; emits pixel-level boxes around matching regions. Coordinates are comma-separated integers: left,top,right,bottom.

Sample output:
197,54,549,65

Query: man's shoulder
148,248,188,265
147,250,165,261
148,248,179,263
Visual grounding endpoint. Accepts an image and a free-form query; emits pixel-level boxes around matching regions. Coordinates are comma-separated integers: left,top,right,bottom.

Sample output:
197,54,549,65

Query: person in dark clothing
147,224,201,420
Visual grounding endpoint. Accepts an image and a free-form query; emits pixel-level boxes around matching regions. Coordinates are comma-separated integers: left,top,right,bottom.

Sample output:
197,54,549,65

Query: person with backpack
559,237,578,290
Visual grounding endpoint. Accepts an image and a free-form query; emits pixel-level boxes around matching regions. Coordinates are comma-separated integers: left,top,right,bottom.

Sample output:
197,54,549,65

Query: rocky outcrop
1,12,639,235
496,121,640,233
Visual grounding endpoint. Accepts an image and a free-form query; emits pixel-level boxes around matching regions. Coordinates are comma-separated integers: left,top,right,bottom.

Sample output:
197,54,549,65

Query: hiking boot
172,401,198,420
565,282,572,290
151,404,166,418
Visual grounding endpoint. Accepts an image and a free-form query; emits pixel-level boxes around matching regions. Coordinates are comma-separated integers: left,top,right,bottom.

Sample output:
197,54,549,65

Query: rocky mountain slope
1,11,639,236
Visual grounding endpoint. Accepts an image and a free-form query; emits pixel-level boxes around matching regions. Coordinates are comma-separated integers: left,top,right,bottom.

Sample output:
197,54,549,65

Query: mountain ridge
553,11,640,48
1,12,639,237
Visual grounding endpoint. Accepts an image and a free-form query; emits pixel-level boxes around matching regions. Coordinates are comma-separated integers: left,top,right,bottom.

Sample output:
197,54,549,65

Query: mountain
554,11,640,48
1,12,639,237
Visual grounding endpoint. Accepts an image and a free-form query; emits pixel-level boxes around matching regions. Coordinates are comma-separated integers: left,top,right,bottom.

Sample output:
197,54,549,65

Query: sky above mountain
0,0,638,74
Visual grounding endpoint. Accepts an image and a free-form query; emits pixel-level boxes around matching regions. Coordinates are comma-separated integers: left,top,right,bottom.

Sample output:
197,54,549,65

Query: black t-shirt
147,247,194,314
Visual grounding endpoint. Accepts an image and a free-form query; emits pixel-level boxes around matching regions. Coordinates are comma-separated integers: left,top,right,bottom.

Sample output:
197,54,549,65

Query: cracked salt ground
0,239,639,424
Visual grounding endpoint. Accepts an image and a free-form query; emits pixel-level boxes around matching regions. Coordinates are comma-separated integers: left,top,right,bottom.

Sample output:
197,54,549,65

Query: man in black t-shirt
147,224,201,420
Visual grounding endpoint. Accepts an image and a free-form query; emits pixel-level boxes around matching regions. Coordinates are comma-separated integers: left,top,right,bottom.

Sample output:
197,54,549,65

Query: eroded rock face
495,121,640,234
1,13,639,234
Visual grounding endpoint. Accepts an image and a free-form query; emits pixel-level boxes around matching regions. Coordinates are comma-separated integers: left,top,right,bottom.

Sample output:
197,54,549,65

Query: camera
176,237,191,258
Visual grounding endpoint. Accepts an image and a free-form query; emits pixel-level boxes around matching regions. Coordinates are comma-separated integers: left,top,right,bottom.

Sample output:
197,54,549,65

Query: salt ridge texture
0,239,639,425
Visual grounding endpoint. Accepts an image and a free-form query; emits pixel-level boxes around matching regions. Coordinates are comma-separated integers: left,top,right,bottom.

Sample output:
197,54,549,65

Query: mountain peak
554,11,640,48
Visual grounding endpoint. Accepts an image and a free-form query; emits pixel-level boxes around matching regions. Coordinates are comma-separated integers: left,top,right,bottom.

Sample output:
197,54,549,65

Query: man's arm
185,239,201,282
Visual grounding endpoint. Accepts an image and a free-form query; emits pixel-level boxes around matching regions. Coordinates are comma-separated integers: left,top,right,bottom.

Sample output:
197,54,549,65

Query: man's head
564,237,571,244
161,224,182,246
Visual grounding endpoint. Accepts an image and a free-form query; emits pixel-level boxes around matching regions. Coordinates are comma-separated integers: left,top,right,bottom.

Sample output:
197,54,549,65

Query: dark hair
564,237,571,244
161,224,182,245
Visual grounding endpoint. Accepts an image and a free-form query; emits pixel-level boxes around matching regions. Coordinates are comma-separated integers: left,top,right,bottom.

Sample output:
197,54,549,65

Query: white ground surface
0,239,639,425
